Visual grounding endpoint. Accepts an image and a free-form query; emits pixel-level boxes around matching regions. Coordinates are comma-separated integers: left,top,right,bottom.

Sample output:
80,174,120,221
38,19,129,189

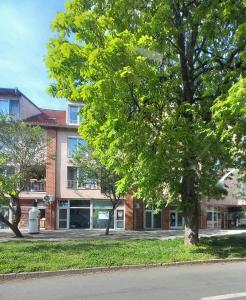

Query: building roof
0,88,22,97
25,109,68,127
0,87,42,112
0,88,77,129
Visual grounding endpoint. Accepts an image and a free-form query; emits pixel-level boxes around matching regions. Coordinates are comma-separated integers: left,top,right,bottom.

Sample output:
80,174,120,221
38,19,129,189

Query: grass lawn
0,234,246,274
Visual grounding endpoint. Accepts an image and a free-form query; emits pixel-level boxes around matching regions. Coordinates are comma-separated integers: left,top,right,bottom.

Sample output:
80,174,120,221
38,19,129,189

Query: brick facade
133,200,144,230
162,207,170,229
125,194,134,230
45,128,57,229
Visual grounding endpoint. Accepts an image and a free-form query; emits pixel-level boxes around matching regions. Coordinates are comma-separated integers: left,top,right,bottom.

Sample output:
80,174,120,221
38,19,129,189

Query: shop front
57,199,125,230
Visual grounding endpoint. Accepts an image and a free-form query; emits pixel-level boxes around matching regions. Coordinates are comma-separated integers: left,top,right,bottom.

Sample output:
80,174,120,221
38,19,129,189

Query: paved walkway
0,228,246,242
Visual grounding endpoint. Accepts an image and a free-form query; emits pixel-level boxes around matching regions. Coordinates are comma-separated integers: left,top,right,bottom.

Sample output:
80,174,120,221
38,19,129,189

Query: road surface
1,262,246,300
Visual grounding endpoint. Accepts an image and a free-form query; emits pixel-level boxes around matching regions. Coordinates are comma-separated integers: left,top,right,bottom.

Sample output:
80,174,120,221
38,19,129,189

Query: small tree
73,145,123,235
0,116,47,237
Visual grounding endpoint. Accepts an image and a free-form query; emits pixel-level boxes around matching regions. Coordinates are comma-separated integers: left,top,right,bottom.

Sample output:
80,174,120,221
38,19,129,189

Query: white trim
144,209,162,229
67,136,84,157
169,210,184,229
115,208,125,230
57,199,125,230
0,98,20,119
67,103,83,125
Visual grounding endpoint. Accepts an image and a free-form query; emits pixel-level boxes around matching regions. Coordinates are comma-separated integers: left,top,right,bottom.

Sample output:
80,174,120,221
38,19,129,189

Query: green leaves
0,115,47,205
46,0,246,210
212,78,246,178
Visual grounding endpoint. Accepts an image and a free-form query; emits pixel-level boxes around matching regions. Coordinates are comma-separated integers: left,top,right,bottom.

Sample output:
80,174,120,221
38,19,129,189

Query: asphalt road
1,262,246,300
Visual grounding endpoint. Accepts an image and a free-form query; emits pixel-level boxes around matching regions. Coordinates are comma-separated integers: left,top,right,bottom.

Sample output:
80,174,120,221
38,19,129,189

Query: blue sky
0,0,68,110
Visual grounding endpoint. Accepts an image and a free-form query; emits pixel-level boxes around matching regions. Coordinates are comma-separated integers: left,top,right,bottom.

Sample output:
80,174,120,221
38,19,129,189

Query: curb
1,258,246,282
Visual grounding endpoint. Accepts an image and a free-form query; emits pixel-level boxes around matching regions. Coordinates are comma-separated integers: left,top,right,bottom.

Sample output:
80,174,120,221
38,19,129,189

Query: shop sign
98,211,109,220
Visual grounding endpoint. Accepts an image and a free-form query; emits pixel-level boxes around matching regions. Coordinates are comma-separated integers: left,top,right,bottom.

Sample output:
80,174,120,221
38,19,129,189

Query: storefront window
93,200,114,229
70,208,90,229
207,212,212,221
59,200,68,208
93,209,114,229
70,200,90,207
58,200,124,230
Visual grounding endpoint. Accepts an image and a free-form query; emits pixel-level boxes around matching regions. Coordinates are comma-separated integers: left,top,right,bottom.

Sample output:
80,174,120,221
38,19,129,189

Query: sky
0,0,68,110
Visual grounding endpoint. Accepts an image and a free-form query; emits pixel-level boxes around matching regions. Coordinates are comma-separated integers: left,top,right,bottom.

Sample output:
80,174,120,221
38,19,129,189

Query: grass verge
0,234,246,274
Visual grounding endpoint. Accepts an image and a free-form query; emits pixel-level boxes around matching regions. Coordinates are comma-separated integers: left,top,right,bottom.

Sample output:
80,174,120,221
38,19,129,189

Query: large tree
0,116,47,237
46,0,246,244
212,77,246,179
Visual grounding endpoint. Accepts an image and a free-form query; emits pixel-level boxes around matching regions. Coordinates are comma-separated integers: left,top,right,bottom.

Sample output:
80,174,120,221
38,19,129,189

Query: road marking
201,292,246,299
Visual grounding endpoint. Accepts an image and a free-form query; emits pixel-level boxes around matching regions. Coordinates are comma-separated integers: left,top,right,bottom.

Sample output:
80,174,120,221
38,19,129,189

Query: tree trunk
183,200,200,245
181,171,200,245
105,208,115,235
0,212,23,238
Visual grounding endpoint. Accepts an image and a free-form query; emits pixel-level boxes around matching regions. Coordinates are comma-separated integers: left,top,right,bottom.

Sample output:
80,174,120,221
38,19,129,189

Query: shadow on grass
193,233,246,259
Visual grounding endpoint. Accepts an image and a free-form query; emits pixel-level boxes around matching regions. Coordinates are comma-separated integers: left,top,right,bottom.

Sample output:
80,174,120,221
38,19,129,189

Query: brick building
0,88,245,231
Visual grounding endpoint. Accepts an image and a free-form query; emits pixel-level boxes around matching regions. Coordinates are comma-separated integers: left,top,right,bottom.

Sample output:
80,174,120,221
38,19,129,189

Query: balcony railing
23,180,46,192
67,180,99,190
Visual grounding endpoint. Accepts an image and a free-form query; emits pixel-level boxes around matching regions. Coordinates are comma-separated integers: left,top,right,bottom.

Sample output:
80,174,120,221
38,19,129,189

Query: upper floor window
68,105,82,125
67,166,98,189
67,137,85,157
0,99,19,118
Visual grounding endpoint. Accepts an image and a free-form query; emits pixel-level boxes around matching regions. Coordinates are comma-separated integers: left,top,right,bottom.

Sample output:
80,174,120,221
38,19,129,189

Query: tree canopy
212,77,246,179
0,116,47,237
46,0,246,244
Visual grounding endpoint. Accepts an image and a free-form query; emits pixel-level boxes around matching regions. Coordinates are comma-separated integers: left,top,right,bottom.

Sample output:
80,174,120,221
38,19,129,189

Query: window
0,100,9,114
67,137,85,157
207,212,213,221
68,105,82,124
67,167,98,189
67,167,78,188
0,99,19,118
93,200,114,229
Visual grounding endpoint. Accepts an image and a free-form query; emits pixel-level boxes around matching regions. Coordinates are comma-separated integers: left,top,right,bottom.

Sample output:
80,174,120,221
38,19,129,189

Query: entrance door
145,210,162,229
116,209,124,229
169,211,184,228
0,207,9,229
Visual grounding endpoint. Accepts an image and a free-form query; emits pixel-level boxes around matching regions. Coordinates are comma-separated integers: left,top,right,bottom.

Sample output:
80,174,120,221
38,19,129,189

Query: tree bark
183,199,200,245
105,200,121,235
0,212,23,238
105,208,115,235
181,170,200,245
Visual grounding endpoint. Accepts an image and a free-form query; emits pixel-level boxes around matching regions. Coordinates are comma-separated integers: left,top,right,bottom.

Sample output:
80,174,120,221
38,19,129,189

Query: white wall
56,129,108,200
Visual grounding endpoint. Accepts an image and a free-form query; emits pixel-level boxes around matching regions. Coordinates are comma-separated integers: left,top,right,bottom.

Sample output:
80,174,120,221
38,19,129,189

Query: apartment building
0,88,245,231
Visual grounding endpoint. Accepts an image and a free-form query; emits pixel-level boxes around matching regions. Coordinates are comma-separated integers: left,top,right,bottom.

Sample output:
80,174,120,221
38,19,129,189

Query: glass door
145,210,162,229
59,209,68,229
116,209,124,229
169,211,184,228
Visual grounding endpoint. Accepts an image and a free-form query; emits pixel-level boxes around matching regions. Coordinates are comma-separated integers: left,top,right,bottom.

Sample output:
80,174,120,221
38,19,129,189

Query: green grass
0,234,246,274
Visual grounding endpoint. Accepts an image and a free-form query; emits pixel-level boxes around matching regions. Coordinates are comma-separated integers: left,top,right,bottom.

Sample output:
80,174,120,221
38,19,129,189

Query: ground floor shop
2,198,245,231
57,200,125,230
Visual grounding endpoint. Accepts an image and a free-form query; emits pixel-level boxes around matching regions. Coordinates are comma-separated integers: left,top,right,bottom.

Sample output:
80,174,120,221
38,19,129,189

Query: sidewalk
0,228,246,242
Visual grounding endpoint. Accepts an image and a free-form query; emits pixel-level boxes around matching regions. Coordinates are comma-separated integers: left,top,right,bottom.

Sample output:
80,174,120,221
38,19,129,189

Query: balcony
23,180,46,192
67,180,99,190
